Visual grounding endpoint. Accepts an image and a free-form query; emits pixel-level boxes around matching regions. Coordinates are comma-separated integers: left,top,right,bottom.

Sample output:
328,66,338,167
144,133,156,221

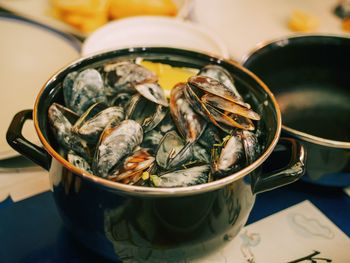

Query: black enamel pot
242,35,350,187
7,47,305,262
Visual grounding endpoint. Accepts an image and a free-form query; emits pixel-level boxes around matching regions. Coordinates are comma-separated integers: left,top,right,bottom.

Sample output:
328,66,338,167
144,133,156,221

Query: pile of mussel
48,60,262,187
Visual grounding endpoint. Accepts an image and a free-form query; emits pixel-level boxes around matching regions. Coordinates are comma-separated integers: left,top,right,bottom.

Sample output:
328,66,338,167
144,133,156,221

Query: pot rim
241,34,350,150
33,47,282,197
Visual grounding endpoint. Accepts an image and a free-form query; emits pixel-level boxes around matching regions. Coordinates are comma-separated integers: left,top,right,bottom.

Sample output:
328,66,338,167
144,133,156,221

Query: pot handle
6,110,51,170
251,137,306,194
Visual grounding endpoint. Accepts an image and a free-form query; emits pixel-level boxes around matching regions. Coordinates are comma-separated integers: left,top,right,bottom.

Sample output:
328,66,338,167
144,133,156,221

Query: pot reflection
103,179,252,261
51,163,253,261
298,140,350,186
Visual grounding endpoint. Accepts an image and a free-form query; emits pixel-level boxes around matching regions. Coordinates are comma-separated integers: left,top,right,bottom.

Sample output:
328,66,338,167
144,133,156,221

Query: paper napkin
191,200,350,263
0,167,49,203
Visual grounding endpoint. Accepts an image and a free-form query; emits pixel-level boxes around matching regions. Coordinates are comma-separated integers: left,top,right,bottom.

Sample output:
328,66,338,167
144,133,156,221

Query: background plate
81,16,229,57
0,14,80,159
0,0,83,36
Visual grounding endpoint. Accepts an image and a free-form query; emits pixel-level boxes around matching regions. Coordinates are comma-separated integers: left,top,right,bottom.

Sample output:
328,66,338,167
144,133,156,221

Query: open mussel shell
48,102,79,125
241,130,260,165
92,119,143,178
143,104,168,133
202,94,260,120
156,130,193,170
102,61,158,96
135,82,169,107
73,102,108,127
127,94,167,133
170,83,207,143
71,102,107,135
184,84,254,132
188,75,249,108
183,83,218,125
198,64,242,99
184,82,255,133
109,148,155,185
141,111,177,154
63,68,108,115
211,133,245,177
150,164,210,188
48,103,75,141
48,103,91,160
73,105,125,144
206,104,255,131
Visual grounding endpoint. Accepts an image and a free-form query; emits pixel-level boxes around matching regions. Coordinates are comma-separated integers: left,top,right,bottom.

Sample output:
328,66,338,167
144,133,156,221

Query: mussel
185,75,260,132
109,149,155,184
102,61,158,96
211,133,245,177
63,69,108,115
156,130,193,170
150,165,210,188
72,103,125,144
93,120,143,178
198,64,242,99
170,83,207,143
48,103,91,160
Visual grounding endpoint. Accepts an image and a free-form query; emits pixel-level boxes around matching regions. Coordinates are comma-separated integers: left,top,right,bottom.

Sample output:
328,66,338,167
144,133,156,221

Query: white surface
191,0,349,60
81,16,229,57
0,15,80,159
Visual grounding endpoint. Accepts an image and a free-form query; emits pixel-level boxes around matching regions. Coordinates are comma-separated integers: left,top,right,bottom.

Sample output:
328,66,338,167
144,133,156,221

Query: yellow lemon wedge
140,60,198,97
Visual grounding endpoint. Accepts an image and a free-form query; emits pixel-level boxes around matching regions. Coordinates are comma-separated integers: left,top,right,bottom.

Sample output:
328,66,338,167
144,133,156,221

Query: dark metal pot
7,47,305,262
242,35,350,188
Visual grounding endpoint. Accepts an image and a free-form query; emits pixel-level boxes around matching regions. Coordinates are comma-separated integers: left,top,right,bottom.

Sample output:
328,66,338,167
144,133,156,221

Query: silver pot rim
33,47,282,197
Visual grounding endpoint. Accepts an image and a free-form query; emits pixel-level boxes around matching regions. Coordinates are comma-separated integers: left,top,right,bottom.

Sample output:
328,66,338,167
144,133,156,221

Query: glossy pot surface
242,35,350,187
7,48,305,262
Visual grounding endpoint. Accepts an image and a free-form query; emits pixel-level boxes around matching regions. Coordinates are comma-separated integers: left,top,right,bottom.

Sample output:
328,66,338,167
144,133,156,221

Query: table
0,2,349,262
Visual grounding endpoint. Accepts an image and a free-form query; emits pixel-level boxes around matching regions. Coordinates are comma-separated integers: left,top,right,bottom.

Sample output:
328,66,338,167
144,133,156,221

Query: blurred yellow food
342,18,350,32
288,10,319,32
140,60,198,97
109,0,177,19
51,0,109,33
51,0,178,33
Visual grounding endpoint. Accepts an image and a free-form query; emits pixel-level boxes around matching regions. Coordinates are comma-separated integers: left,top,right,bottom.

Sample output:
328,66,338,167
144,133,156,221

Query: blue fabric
0,180,349,262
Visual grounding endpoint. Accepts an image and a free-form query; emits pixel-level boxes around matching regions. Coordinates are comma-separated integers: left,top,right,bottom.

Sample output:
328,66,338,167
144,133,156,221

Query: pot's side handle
6,110,51,170
251,138,306,194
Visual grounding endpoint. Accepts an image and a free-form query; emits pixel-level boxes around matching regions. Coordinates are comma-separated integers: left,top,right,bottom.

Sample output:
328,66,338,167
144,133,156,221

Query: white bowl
82,16,229,58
